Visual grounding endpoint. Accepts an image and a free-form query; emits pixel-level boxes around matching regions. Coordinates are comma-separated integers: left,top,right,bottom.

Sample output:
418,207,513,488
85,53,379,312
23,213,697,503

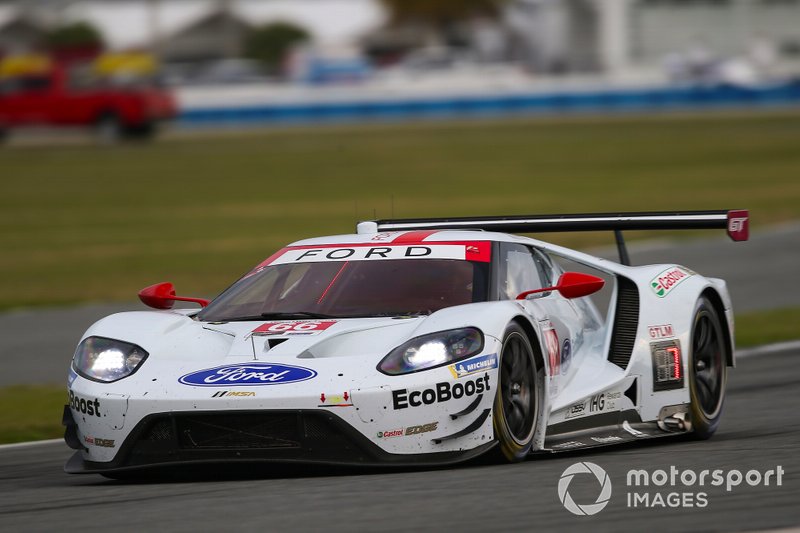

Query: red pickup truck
0,64,176,142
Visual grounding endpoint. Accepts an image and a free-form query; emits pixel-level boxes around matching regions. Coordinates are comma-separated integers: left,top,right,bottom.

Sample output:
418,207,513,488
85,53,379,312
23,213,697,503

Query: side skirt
537,409,688,453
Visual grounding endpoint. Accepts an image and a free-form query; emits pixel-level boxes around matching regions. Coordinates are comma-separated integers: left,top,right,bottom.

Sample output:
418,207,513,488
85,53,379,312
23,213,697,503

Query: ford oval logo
178,362,316,387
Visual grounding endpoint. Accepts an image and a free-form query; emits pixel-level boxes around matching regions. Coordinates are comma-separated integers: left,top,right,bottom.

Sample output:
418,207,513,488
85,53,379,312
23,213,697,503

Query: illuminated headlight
379,328,484,375
72,336,148,383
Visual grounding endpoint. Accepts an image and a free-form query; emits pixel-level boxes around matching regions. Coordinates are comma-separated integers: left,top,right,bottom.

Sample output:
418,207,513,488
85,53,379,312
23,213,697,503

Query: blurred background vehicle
0,52,176,142
1,0,799,130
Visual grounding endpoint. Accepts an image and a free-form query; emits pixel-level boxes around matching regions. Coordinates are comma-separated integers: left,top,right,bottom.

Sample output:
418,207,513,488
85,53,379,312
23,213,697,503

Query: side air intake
608,276,640,369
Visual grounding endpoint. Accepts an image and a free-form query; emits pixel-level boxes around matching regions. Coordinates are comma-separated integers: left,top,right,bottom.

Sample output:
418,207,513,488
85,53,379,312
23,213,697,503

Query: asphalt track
1,223,798,387
1,347,797,532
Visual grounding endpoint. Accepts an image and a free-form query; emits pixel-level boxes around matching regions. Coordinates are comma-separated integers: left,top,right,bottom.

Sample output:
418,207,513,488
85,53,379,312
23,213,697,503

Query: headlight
378,328,484,375
72,336,148,383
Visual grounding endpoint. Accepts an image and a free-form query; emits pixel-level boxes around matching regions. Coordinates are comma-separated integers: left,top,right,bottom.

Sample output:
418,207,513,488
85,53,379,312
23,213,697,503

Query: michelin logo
449,353,498,379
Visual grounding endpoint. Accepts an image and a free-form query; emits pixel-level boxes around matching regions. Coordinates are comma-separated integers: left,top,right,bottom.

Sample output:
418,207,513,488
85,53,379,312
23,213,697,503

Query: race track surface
1,348,797,532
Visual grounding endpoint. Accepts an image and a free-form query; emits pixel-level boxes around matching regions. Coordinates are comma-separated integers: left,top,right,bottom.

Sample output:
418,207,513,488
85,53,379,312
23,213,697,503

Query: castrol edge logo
650,267,693,298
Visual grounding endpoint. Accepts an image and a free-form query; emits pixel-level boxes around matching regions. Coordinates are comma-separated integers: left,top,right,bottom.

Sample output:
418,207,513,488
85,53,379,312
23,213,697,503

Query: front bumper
63,407,496,473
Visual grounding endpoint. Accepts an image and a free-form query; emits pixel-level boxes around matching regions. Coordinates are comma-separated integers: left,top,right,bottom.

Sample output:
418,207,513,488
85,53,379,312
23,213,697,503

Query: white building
1,0,799,77
508,0,800,76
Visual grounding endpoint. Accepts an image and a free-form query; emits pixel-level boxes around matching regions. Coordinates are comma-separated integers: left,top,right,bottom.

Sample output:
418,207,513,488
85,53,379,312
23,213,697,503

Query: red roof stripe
390,230,440,243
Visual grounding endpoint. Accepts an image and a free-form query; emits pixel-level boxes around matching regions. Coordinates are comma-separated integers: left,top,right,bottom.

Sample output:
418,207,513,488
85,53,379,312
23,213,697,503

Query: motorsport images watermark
558,462,785,515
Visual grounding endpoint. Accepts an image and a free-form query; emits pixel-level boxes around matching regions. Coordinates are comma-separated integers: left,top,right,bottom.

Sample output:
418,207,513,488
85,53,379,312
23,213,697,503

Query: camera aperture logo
558,462,612,516
558,462,785,515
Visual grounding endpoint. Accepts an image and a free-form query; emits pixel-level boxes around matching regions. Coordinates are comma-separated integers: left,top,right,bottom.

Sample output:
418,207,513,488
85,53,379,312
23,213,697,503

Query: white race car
63,210,749,476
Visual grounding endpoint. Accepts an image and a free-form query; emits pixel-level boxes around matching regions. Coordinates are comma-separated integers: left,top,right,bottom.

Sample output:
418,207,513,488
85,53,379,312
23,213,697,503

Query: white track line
0,340,797,451
0,438,63,451
737,339,800,359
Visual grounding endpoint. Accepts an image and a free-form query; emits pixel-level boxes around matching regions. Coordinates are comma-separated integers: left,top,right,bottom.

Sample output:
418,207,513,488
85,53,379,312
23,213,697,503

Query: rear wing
358,210,749,265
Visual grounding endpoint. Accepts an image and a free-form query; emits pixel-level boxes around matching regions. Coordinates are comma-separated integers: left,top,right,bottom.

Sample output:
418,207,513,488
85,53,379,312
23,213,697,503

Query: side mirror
516,272,605,300
138,282,210,310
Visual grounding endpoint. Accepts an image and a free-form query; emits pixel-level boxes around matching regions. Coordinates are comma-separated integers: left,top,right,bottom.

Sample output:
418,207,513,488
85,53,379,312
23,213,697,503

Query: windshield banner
269,243,489,265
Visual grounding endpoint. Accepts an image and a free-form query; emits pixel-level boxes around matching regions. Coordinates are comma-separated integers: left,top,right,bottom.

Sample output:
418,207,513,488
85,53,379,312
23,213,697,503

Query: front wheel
688,296,728,439
493,323,540,462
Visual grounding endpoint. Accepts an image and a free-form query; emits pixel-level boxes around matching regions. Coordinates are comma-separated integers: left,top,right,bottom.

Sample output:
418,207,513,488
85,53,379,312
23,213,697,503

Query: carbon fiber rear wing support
358,210,749,265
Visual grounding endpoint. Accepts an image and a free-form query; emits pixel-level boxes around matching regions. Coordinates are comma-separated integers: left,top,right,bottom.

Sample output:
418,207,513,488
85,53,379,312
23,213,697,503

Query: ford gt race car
63,210,749,476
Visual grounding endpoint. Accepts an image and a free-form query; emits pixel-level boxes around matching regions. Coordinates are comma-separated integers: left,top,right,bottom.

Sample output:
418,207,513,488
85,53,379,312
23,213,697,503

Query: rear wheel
689,296,728,439
493,323,540,462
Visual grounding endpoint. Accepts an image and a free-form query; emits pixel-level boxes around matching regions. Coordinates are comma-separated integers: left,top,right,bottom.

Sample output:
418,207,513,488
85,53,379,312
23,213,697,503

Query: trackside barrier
179,81,800,126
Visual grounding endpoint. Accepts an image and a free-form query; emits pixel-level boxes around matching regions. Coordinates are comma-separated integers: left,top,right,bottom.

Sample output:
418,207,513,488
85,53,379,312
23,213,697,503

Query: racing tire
688,296,728,439
492,322,540,462
123,121,157,140
94,112,123,144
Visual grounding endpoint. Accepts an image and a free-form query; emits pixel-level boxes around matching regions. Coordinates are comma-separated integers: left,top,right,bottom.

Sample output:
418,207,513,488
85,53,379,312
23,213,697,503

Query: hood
82,311,428,364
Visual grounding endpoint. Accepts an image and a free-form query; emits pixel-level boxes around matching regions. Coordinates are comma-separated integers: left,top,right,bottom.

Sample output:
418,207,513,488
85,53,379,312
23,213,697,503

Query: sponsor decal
648,324,675,339
406,422,438,436
727,210,749,241
179,362,317,387
211,391,256,398
392,374,490,410
252,320,338,336
377,422,439,438
589,393,605,413
84,435,115,448
268,242,492,265
553,441,586,450
448,353,498,379
591,435,623,444
273,245,462,264
543,325,560,377
319,392,353,407
565,401,587,419
68,369,78,387
605,391,622,410
588,391,622,413
650,267,693,298
561,339,572,375
68,390,100,417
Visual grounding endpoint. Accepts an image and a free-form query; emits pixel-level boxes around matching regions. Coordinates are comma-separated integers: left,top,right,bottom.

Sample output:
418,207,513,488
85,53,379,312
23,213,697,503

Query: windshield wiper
259,311,340,319
217,311,340,322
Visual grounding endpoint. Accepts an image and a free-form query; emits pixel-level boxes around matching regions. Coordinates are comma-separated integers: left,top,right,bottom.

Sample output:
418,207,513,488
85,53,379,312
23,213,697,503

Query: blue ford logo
179,362,316,387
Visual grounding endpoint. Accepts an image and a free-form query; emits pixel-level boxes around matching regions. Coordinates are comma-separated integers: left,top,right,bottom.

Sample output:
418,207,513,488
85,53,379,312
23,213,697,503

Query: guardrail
179,80,800,126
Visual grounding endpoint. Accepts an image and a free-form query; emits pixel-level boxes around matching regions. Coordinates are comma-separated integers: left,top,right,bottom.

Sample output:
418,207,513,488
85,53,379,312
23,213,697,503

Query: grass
734,307,800,349
1,305,797,445
1,111,800,308
0,385,66,443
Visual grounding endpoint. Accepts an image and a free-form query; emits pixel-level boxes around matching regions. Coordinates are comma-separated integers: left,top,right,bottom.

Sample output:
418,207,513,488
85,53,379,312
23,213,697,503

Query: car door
496,242,581,397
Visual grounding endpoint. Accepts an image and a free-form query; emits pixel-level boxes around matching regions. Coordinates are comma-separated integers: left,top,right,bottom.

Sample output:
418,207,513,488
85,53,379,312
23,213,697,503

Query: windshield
198,257,490,321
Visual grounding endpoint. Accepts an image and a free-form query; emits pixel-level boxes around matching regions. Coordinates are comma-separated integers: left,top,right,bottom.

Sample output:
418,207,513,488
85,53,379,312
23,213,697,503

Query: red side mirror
516,272,605,300
138,282,210,310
